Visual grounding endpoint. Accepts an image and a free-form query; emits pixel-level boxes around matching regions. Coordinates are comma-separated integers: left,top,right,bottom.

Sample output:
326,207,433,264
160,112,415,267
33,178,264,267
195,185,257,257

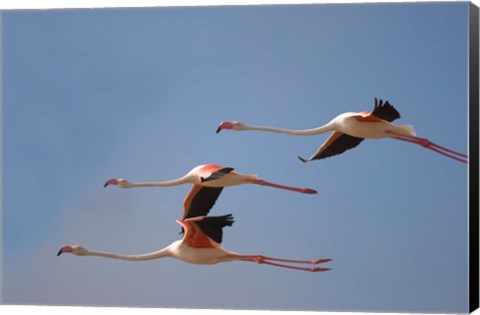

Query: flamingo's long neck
123,175,191,188
241,123,333,136
83,247,171,261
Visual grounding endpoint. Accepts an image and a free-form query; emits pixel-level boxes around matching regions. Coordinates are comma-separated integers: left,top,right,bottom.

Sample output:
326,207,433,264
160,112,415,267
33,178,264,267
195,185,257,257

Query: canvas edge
469,1,480,314
0,9,4,306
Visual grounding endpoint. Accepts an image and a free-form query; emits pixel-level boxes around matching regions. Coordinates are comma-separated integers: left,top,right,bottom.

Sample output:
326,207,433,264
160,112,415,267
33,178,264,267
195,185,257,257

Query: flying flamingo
216,98,468,164
104,164,317,194
58,185,331,272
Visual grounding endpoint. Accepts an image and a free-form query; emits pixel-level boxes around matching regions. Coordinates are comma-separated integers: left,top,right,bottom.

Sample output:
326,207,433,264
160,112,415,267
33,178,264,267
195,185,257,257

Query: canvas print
1,1,478,314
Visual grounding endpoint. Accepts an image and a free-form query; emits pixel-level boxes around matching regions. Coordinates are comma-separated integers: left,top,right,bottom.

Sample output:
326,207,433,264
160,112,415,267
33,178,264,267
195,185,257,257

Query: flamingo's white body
166,239,229,265
216,98,468,164
334,112,415,138
58,185,331,272
104,163,317,194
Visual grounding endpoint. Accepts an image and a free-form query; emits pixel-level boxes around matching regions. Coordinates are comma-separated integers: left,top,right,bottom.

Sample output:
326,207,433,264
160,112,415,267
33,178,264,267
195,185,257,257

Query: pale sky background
1,1,475,314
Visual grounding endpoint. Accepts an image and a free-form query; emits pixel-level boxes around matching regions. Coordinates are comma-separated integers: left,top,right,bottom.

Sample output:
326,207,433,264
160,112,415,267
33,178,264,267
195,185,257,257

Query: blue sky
1,2,472,313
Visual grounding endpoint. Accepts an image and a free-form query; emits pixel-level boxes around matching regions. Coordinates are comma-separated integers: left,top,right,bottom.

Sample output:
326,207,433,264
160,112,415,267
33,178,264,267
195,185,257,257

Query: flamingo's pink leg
254,180,318,194
252,255,331,265
399,135,468,157
229,254,332,272
394,135,468,163
387,132,468,164
254,260,331,272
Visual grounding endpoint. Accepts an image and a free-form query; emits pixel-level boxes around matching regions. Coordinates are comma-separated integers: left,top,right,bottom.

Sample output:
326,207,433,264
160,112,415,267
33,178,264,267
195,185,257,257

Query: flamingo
104,164,317,194
216,98,468,164
58,185,331,272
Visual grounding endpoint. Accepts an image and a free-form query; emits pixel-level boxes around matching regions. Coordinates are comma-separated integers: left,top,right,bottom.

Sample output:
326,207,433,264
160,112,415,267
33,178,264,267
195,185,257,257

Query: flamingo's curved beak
216,121,237,133
57,245,73,256
103,178,118,188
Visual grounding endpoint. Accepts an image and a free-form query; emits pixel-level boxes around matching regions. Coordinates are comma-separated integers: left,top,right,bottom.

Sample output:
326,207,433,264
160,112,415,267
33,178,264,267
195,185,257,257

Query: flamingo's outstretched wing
371,97,400,122
183,185,224,220
299,132,364,162
195,214,234,244
200,167,234,183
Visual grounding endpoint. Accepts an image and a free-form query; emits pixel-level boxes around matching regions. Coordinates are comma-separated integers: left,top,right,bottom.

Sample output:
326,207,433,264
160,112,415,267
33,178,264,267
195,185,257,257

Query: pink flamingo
58,185,331,272
104,164,317,194
216,98,468,164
